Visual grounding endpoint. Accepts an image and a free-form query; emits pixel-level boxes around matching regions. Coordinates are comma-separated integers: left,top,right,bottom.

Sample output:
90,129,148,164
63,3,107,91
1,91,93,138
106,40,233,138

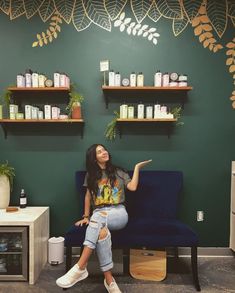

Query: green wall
0,11,234,247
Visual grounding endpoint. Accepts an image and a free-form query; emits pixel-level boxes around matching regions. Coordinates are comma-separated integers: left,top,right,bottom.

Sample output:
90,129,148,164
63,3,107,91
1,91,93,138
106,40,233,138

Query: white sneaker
104,278,122,293
56,264,88,288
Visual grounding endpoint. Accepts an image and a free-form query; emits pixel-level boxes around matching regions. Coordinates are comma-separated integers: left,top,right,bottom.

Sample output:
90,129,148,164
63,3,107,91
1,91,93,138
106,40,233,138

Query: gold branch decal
226,38,235,108
32,12,62,47
191,4,223,53
114,12,160,45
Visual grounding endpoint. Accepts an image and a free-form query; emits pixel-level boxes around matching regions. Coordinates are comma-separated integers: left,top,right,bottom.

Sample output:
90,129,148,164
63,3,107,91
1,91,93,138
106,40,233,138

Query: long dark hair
86,144,120,196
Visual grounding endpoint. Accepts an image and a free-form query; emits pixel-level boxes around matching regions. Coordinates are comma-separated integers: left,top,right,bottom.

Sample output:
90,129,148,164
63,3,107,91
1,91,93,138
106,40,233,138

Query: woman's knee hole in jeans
98,227,109,240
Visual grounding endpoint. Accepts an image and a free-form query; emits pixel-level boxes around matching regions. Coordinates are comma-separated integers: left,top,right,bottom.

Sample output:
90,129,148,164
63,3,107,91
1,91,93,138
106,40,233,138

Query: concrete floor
0,254,235,293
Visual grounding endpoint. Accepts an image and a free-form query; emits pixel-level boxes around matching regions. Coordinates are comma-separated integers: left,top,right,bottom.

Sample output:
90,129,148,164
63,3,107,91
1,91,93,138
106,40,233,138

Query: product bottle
130,72,136,87
114,72,121,86
154,70,162,87
20,189,27,208
25,69,32,87
137,72,144,87
137,102,144,119
108,70,115,86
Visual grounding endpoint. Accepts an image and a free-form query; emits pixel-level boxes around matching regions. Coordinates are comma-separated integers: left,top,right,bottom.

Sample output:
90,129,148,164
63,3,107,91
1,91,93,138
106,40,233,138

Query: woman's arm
127,160,152,191
75,189,91,226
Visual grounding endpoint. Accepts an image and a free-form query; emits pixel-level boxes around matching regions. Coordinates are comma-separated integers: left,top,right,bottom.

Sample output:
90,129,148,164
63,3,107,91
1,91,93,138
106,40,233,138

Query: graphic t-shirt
84,169,131,207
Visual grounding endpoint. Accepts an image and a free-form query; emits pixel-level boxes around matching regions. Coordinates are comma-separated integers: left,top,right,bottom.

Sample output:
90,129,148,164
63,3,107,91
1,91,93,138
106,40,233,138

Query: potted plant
66,83,84,119
0,161,15,209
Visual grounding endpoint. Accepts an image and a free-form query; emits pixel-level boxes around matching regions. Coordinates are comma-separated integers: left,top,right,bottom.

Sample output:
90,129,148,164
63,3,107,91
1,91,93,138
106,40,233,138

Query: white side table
0,206,49,284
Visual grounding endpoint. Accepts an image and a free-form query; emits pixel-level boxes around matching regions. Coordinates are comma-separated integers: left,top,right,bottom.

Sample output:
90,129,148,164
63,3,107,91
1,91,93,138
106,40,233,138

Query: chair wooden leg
66,246,72,272
191,246,201,291
123,248,130,276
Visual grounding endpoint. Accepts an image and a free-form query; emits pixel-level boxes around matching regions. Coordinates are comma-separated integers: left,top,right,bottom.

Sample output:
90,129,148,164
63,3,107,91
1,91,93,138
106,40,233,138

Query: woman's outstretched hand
75,218,89,226
135,159,152,169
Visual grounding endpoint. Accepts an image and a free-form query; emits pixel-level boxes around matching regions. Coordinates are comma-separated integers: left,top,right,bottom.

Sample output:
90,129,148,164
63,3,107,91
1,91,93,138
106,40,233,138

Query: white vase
0,175,10,209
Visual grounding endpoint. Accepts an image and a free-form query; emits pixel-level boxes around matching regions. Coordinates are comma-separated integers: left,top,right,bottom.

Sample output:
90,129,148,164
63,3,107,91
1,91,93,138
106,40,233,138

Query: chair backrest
75,170,183,219
126,171,183,219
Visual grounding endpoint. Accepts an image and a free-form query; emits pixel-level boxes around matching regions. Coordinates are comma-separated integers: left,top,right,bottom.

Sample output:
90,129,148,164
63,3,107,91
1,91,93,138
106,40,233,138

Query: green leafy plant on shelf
105,111,120,141
66,83,84,118
0,161,15,190
0,87,13,107
171,106,184,126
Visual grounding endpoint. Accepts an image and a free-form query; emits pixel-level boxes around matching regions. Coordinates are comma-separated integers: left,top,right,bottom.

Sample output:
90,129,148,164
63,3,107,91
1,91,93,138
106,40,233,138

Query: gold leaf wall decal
156,0,182,19
131,0,153,23
23,0,42,19
148,1,161,23
228,0,235,17
207,0,228,38
182,0,203,22
10,0,25,20
173,11,189,36
32,12,62,47
72,0,91,31
0,0,10,14
192,3,223,52
39,0,55,22
231,16,235,26
53,0,76,24
105,0,127,21
228,37,235,108
83,0,111,32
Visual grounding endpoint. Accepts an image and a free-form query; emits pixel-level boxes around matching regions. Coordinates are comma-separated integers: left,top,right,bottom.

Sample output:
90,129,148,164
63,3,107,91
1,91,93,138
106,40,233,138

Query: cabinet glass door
0,226,28,281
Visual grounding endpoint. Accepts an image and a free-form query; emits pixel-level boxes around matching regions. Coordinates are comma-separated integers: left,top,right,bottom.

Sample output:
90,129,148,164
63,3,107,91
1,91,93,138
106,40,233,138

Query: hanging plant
104,111,120,141
171,106,184,126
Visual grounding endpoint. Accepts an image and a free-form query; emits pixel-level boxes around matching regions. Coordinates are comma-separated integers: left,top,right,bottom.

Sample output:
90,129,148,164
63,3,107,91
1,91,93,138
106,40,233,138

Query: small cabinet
0,226,28,281
0,87,84,138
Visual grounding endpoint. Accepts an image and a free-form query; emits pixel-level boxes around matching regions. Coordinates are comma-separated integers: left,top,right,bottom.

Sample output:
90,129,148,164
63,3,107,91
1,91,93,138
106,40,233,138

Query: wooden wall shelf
102,86,192,91
8,87,70,91
116,118,177,138
102,85,192,108
0,119,84,139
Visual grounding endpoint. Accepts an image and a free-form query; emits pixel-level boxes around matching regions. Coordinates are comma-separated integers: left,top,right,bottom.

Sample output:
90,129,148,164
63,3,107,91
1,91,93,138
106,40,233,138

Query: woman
56,144,152,292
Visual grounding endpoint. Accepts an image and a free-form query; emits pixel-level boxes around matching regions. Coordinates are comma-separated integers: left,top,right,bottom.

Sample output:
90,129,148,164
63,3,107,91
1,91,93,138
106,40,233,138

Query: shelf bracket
1,123,7,139
81,123,84,138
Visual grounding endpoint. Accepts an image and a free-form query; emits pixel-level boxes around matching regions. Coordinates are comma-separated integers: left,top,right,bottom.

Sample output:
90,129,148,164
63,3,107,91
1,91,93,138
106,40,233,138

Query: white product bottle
161,105,167,117
130,72,136,87
128,105,134,119
32,72,39,87
38,74,46,87
25,105,32,119
65,75,70,88
162,73,170,87
154,104,161,118
54,72,60,87
137,103,144,119
60,73,67,87
17,74,24,87
108,70,115,86
44,104,51,119
137,72,144,87
114,72,121,86
120,103,128,119
154,70,162,87
25,70,32,87
146,106,153,119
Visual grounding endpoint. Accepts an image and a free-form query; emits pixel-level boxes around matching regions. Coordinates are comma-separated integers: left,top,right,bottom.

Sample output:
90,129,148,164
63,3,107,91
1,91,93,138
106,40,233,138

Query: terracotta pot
0,175,10,209
71,102,82,119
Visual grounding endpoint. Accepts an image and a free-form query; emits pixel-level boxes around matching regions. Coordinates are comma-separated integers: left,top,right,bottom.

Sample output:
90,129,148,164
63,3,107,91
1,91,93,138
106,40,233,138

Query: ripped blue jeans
83,204,128,272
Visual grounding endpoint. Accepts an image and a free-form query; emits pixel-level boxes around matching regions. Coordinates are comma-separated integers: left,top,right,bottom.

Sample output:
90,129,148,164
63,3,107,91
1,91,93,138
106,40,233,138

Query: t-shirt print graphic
94,178,122,206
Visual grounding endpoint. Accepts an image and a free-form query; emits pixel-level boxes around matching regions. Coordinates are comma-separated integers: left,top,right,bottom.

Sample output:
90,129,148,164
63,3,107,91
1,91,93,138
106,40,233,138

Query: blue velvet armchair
64,170,200,291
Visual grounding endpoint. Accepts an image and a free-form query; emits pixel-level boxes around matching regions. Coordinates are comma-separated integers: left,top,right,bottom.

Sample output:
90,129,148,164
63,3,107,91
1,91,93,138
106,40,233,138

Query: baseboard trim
67,247,235,257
